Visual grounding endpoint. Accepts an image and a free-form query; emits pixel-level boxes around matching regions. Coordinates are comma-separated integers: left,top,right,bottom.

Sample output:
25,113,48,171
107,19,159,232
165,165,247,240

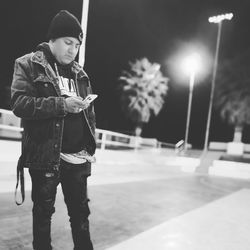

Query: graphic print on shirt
58,76,77,97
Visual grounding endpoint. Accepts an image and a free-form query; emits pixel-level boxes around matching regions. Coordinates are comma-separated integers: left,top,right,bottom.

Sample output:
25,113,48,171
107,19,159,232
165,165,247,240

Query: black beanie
47,10,83,44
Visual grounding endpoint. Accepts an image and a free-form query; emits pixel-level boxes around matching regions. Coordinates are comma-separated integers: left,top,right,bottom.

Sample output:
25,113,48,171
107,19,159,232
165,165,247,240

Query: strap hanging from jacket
15,155,25,205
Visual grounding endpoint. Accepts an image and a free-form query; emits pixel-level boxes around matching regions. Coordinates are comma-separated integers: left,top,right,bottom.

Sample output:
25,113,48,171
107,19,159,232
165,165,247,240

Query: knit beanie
47,10,83,44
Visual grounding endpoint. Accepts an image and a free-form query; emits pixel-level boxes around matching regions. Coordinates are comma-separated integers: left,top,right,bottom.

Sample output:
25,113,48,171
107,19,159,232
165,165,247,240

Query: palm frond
118,57,169,127
215,54,250,127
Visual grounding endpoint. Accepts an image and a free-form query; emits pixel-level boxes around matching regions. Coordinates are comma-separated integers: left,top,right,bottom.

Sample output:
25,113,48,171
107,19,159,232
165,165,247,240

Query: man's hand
64,96,90,113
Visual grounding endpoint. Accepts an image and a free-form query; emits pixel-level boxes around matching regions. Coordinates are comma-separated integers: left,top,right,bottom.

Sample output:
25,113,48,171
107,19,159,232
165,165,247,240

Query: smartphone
83,94,98,104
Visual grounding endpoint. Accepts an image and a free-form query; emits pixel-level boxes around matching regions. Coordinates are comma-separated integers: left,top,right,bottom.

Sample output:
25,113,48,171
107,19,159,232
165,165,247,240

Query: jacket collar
31,50,89,80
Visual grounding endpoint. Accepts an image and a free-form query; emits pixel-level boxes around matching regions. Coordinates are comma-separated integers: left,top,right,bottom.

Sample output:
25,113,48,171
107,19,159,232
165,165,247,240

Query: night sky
1,0,250,148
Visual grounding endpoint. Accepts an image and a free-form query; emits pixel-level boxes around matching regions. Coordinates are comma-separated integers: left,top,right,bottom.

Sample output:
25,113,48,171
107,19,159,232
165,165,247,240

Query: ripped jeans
29,160,93,250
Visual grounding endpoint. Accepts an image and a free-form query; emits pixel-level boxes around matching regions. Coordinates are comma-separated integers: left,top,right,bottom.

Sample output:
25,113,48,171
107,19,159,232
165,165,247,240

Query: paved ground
1,140,250,250
106,188,250,250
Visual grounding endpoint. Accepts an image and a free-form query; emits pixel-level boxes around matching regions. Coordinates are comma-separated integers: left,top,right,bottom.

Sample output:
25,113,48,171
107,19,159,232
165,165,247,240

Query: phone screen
83,94,98,104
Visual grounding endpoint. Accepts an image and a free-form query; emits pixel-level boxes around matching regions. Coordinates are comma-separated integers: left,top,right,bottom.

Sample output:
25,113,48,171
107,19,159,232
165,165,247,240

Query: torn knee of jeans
79,204,91,217
33,202,55,216
81,198,90,205
45,172,55,178
43,198,55,211
80,220,89,231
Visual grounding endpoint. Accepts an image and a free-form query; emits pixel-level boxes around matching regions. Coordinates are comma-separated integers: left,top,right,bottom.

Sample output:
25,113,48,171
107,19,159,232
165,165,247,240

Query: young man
11,10,96,250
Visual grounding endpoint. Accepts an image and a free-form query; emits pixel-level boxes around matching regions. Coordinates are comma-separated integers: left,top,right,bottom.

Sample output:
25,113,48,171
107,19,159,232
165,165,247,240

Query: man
11,10,96,250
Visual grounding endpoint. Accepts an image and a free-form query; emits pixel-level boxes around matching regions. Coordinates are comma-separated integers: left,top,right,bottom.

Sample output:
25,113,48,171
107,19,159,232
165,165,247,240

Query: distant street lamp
181,53,201,151
203,13,233,153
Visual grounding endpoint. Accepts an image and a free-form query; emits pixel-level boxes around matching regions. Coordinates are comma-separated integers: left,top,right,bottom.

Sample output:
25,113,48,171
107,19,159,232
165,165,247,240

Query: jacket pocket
34,76,57,97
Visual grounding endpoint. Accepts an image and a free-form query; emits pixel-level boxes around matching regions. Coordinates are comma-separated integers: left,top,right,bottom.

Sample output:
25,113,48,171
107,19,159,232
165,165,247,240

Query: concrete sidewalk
1,140,250,250
1,173,250,250
106,188,250,250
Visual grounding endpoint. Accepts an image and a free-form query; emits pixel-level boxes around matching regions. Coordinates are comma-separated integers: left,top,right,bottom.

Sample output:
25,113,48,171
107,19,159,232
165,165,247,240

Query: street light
203,12,233,153
181,53,201,151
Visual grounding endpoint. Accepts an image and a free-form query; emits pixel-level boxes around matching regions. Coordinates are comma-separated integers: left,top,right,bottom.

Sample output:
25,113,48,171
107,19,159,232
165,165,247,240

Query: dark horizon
1,0,250,148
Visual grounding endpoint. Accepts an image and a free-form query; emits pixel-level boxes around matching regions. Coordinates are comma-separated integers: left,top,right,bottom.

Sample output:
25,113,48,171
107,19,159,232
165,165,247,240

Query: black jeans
29,160,93,250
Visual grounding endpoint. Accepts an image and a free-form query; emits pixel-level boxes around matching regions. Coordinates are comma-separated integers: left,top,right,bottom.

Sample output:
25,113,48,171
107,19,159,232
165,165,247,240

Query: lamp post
184,70,195,151
79,0,90,67
182,53,201,151
203,13,233,153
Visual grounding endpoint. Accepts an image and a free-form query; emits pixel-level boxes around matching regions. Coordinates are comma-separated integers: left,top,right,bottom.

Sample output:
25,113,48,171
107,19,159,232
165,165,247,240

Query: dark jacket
11,48,96,171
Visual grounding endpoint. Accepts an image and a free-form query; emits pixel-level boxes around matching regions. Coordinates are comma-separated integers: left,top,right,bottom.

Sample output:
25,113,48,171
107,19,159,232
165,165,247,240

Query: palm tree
215,53,250,142
118,57,169,136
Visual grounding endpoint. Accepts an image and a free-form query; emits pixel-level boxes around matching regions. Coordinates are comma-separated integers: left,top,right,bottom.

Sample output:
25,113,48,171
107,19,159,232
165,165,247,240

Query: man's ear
48,39,56,50
49,39,55,44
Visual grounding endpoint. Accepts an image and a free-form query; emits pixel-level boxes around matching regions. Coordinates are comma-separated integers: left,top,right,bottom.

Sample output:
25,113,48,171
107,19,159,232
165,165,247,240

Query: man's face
50,37,81,65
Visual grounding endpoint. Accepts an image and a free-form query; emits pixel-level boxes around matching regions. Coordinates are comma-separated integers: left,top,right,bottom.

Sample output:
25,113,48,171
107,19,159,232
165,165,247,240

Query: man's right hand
64,96,90,113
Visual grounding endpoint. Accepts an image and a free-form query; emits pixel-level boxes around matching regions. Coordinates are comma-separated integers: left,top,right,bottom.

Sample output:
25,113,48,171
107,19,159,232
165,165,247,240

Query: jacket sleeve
87,82,96,133
89,102,96,133
11,57,67,120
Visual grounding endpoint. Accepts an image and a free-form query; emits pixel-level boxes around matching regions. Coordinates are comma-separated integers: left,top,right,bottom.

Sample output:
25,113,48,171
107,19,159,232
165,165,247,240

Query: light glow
166,42,212,84
181,53,201,76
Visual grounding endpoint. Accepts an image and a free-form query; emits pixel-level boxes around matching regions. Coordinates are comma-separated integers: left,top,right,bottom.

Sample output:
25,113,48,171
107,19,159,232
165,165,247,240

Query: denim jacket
11,50,96,171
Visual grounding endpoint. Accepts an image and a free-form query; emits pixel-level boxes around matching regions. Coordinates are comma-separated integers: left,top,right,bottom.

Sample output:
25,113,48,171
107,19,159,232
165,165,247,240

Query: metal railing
96,128,135,150
0,109,184,153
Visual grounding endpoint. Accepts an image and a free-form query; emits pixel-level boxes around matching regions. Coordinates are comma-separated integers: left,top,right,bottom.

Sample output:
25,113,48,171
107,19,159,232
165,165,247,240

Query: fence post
101,131,106,150
134,136,140,151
